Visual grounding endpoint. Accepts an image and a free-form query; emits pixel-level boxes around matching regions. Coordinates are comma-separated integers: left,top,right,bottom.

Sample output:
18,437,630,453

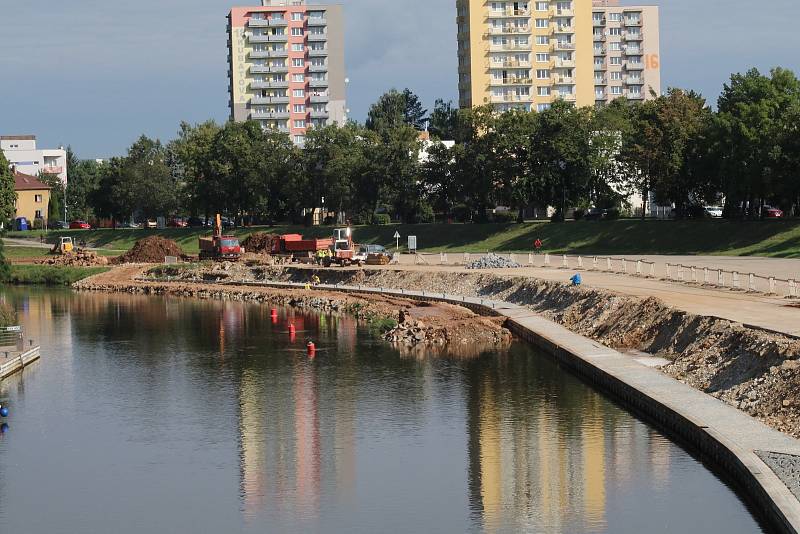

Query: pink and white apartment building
227,0,346,145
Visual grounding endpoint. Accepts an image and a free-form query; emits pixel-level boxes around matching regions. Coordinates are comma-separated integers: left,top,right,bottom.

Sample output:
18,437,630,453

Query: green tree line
61,68,800,226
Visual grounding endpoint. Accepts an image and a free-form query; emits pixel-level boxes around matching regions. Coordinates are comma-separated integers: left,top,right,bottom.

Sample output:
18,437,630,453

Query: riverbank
6,265,110,286
76,263,800,439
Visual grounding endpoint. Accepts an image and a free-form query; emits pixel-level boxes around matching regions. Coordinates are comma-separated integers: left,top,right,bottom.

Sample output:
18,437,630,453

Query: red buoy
270,308,278,317
289,323,296,334
307,341,316,357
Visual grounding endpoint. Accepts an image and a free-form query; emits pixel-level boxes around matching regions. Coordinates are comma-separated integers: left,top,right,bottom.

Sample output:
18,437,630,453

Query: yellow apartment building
456,0,660,112
14,171,51,223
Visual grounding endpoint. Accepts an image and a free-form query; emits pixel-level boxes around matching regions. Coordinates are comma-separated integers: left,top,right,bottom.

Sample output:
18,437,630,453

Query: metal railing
0,326,30,353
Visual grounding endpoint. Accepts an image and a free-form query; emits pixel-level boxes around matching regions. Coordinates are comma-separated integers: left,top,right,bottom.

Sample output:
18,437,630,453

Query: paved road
385,260,800,338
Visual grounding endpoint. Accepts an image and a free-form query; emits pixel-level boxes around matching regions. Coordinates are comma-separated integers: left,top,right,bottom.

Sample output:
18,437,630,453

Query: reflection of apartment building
1,135,67,184
456,0,660,112
227,0,346,146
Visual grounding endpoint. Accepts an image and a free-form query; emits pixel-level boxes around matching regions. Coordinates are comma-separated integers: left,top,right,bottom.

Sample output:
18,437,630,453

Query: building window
292,27,303,36
293,89,305,97
535,1,548,10
536,35,548,45
292,43,303,51
537,86,550,96
293,104,306,113
292,58,304,67
537,103,551,112
34,194,43,203
535,18,548,28
35,210,43,219
292,12,303,21
292,73,305,82
294,120,306,128
536,69,550,79
611,86,623,95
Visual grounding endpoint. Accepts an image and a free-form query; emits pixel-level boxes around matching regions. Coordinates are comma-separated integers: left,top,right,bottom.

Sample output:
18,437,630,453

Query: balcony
251,96,290,105
624,76,645,85
489,8,531,18
308,79,329,88
489,94,531,103
42,166,64,174
307,48,328,57
553,59,576,68
552,8,574,17
486,25,531,35
307,33,328,42
624,18,643,27
594,76,607,85
306,17,327,26
307,64,328,73
250,80,289,90
553,25,574,34
595,92,607,100
491,43,529,52
250,65,289,74
554,75,575,84
624,47,642,56
627,92,645,100
249,34,288,43
309,94,329,103
593,33,606,42
623,31,643,41
624,61,644,70
249,49,288,59
552,41,576,51
487,59,531,69
309,110,329,119
251,111,291,120
248,18,288,28
558,93,577,102
593,47,606,56
490,77,532,86
593,17,606,26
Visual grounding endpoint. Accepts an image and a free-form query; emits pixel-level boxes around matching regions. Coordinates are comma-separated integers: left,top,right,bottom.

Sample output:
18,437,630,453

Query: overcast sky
2,0,799,159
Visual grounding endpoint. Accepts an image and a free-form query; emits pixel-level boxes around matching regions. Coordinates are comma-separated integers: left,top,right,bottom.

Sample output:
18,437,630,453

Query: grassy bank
5,265,110,286
7,219,800,257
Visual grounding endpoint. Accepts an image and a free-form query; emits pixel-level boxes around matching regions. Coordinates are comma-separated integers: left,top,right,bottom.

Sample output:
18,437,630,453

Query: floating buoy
307,341,316,356
289,323,296,334
270,308,278,317
0,407,8,418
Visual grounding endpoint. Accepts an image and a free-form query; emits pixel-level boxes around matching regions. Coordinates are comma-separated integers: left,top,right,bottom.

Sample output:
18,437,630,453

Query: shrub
415,203,435,224
452,204,471,223
373,214,391,225
492,210,516,223
607,208,621,220
0,302,15,328
573,209,586,221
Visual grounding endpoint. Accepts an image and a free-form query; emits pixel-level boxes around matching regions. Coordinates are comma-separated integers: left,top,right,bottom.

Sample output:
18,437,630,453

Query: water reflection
0,288,768,534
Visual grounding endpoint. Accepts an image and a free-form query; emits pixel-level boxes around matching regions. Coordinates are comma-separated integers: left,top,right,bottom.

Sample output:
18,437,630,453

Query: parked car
765,207,784,219
168,218,188,228
704,206,723,218
187,217,207,228
118,221,141,229
584,208,609,221
144,219,158,229
69,220,91,230
48,220,69,230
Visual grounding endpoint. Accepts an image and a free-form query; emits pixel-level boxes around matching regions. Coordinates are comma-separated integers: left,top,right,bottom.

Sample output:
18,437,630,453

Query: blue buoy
0,407,8,417
0,423,7,433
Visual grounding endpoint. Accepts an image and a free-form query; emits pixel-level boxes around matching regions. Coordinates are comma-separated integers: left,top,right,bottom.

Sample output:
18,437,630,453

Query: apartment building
592,0,660,104
227,0,346,145
1,135,67,184
456,0,660,112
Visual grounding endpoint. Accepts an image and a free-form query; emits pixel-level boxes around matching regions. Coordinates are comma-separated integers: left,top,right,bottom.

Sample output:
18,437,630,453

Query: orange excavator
198,214,243,261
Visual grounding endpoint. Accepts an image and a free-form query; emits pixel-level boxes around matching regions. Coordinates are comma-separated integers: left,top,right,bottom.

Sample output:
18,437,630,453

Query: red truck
272,234,332,258
198,215,243,261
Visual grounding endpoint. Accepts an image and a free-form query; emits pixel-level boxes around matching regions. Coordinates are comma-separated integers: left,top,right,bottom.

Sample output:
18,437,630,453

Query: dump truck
198,215,242,261
271,234,333,262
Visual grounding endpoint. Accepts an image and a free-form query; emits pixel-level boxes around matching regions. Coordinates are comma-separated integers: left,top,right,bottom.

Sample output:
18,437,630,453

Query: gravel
756,451,800,501
465,253,521,270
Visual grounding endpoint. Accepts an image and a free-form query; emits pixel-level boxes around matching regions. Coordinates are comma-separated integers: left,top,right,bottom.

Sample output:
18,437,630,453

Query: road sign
393,231,401,250
408,236,417,253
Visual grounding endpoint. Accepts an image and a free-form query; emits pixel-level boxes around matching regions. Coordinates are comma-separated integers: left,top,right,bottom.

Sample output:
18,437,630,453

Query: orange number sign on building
645,54,660,70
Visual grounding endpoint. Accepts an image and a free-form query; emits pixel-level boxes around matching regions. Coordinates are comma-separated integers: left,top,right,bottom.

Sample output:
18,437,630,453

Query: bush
606,208,621,220
5,265,110,286
452,204,471,223
372,214,391,225
415,203,435,224
0,239,9,282
492,210,516,223
0,302,15,328
573,209,586,221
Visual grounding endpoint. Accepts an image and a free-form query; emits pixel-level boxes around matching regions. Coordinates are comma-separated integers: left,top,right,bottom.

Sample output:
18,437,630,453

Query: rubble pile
384,309,448,346
114,237,185,264
241,233,278,254
37,250,109,267
466,253,521,270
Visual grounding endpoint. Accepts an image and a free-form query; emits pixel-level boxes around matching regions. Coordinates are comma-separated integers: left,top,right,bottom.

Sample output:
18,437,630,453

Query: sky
2,0,799,159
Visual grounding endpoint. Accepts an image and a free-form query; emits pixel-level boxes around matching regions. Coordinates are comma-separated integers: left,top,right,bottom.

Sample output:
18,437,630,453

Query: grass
2,246,119,261
7,219,800,258
5,265,110,286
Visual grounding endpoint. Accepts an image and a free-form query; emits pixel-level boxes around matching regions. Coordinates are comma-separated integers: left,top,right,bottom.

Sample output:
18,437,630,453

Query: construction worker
311,274,321,286
534,238,543,254
570,273,582,287
316,248,324,265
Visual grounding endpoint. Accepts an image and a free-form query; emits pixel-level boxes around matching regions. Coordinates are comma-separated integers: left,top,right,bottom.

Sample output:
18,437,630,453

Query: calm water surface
0,288,767,533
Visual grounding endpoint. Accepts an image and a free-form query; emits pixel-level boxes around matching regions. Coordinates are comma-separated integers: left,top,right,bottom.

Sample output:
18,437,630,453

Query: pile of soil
37,250,109,267
114,236,184,264
241,233,278,254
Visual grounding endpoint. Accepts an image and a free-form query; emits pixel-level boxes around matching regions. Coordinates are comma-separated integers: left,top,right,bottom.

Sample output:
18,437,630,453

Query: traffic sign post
393,231,401,251
408,236,417,254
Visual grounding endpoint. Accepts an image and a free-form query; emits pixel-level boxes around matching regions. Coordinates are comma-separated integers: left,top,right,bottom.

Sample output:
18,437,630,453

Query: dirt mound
114,236,184,264
37,250,109,267
241,233,278,254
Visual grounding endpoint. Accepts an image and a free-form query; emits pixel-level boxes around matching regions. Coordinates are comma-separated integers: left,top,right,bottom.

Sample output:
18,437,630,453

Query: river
0,288,767,533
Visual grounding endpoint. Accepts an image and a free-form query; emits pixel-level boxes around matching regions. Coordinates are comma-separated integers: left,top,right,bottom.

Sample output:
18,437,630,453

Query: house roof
14,171,51,191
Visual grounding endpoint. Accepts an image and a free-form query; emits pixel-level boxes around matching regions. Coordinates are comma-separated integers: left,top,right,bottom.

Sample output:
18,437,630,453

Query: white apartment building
1,135,68,184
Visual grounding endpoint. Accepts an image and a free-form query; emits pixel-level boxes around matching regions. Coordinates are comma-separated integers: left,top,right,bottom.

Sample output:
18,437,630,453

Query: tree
428,99,459,140
66,153,103,222
38,171,64,221
0,151,17,226
170,121,222,218
421,140,461,218
366,88,428,131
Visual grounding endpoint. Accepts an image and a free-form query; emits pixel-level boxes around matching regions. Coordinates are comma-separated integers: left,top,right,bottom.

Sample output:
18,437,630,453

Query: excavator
198,214,243,261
